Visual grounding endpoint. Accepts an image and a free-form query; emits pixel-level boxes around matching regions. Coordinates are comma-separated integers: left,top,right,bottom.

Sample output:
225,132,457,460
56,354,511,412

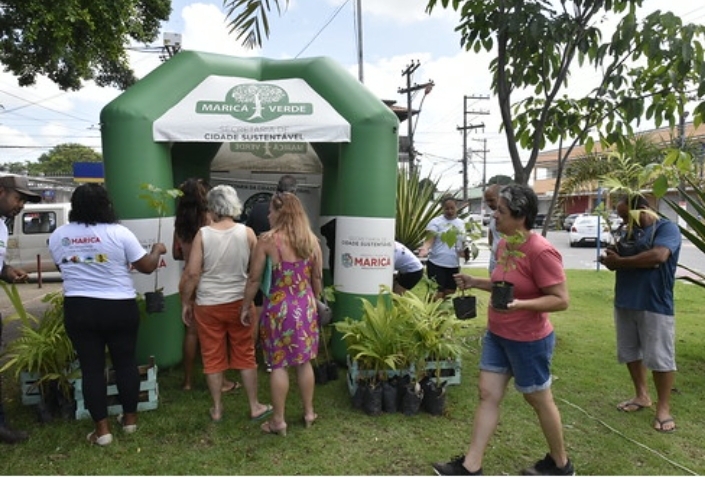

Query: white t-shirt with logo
0,217,8,269
49,222,147,299
394,241,423,274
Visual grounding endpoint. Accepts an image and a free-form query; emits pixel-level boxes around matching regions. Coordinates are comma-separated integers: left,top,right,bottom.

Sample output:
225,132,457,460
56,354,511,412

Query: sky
0,0,704,191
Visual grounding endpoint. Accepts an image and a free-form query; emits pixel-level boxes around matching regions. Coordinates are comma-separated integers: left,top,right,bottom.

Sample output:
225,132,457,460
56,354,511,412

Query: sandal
250,404,273,422
303,413,318,429
653,417,676,433
261,420,287,436
209,407,224,423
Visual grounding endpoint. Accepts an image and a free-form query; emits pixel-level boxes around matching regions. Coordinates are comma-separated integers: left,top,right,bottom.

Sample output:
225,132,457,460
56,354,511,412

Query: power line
0,88,93,123
295,0,350,59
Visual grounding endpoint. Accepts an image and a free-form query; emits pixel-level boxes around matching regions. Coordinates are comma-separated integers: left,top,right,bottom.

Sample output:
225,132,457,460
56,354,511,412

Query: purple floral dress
260,245,319,369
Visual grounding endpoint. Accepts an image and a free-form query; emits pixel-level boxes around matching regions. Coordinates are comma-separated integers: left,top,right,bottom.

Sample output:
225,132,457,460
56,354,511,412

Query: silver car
569,214,614,247
562,213,581,231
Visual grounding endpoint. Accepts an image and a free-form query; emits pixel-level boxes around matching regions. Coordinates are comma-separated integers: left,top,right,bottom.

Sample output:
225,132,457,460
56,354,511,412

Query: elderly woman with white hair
179,185,272,423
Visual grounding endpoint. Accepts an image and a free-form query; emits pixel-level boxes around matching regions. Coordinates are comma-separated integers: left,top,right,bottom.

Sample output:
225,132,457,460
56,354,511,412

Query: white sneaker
87,431,113,446
117,414,137,434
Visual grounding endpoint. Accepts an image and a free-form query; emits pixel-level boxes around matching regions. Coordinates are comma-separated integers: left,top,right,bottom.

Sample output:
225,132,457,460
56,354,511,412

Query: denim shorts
479,330,555,394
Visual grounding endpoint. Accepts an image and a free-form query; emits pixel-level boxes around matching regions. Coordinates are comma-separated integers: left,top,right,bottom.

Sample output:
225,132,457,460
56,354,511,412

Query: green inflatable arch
100,51,399,367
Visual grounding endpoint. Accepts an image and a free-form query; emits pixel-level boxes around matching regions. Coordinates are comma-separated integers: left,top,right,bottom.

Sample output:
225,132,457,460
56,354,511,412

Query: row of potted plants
334,284,467,416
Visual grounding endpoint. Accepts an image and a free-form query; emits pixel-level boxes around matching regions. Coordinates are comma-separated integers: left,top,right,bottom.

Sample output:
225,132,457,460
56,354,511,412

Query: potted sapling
490,231,526,310
138,183,183,313
0,284,79,421
451,219,481,319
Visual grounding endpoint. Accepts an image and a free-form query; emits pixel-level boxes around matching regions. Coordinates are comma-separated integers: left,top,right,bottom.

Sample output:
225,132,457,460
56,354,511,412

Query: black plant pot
453,295,477,319
313,364,329,385
363,382,383,416
37,380,76,422
144,291,165,313
400,382,424,416
396,374,412,411
351,381,366,409
326,361,339,381
381,379,399,413
421,379,447,416
491,281,514,310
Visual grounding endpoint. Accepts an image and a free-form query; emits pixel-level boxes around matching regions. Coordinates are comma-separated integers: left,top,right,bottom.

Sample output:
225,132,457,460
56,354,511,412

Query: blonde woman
241,192,323,436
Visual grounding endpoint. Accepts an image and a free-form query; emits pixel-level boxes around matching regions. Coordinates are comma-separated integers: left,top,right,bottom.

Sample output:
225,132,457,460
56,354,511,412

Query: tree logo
196,83,313,123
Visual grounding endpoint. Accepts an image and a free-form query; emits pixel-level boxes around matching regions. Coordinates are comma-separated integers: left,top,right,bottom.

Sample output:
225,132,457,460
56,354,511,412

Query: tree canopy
426,0,705,185
224,1,705,185
28,143,102,176
0,0,171,91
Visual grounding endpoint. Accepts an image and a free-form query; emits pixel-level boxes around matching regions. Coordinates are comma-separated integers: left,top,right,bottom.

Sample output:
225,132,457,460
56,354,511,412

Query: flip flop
261,420,287,436
209,407,223,423
617,400,650,412
222,381,241,393
250,404,273,422
653,417,676,433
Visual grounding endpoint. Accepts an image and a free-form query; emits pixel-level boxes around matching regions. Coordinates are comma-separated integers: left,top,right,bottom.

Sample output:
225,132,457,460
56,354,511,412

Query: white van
4,203,71,274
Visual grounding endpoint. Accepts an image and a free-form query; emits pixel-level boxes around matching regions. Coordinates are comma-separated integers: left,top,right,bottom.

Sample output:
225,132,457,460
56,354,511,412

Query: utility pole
471,138,490,195
457,95,489,201
355,0,364,82
398,61,434,176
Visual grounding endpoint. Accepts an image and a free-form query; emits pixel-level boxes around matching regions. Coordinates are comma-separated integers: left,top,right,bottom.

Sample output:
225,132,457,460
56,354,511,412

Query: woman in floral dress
241,192,323,436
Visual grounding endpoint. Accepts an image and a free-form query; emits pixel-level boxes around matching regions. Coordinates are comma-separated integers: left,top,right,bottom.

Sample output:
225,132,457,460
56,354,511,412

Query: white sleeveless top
196,223,250,306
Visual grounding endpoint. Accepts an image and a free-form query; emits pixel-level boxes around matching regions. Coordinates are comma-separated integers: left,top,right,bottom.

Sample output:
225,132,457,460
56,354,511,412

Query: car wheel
569,241,575,248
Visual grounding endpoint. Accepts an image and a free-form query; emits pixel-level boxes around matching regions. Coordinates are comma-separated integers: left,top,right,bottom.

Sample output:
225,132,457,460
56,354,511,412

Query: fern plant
333,289,405,382
0,284,78,400
390,286,463,386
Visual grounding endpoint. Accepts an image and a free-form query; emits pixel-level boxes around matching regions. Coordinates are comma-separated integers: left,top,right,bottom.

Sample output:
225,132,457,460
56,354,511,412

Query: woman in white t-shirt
48,184,166,447
419,195,465,300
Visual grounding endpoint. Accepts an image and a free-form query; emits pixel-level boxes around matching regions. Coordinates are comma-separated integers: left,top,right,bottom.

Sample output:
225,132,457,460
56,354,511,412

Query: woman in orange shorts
179,185,271,423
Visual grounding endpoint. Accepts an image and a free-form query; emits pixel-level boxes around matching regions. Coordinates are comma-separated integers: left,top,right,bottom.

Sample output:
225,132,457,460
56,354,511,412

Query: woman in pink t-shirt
432,184,573,477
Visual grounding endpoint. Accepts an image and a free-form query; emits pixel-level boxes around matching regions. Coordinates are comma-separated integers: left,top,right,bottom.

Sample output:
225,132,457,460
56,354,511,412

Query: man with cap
0,175,41,444
246,175,298,236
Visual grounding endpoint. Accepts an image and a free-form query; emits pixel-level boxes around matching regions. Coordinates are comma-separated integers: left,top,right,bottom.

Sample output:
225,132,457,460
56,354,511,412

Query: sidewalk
0,279,63,344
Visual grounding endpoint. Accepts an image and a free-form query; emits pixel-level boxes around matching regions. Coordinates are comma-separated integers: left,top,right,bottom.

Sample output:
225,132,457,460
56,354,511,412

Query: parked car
4,202,71,274
533,213,559,229
466,211,483,224
569,214,614,247
563,213,582,231
606,212,623,232
534,213,546,228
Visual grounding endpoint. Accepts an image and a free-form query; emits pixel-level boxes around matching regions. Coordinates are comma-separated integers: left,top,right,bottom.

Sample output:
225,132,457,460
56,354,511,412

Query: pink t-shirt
489,232,565,342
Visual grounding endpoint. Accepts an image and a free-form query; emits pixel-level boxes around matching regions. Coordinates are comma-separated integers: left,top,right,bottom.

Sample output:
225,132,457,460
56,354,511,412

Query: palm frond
223,0,288,49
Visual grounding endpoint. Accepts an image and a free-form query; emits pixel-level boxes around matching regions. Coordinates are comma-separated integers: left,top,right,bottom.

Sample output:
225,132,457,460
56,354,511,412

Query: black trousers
64,297,140,422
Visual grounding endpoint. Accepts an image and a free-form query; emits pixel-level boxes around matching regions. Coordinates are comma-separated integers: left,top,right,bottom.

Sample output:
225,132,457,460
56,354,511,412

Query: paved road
466,229,704,278
0,279,63,345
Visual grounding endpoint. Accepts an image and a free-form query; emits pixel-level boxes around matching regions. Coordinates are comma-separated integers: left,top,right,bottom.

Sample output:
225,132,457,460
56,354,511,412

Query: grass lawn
1,269,704,475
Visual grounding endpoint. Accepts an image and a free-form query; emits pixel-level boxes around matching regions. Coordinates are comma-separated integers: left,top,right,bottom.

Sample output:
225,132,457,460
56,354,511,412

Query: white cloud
325,0,458,24
180,3,261,57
